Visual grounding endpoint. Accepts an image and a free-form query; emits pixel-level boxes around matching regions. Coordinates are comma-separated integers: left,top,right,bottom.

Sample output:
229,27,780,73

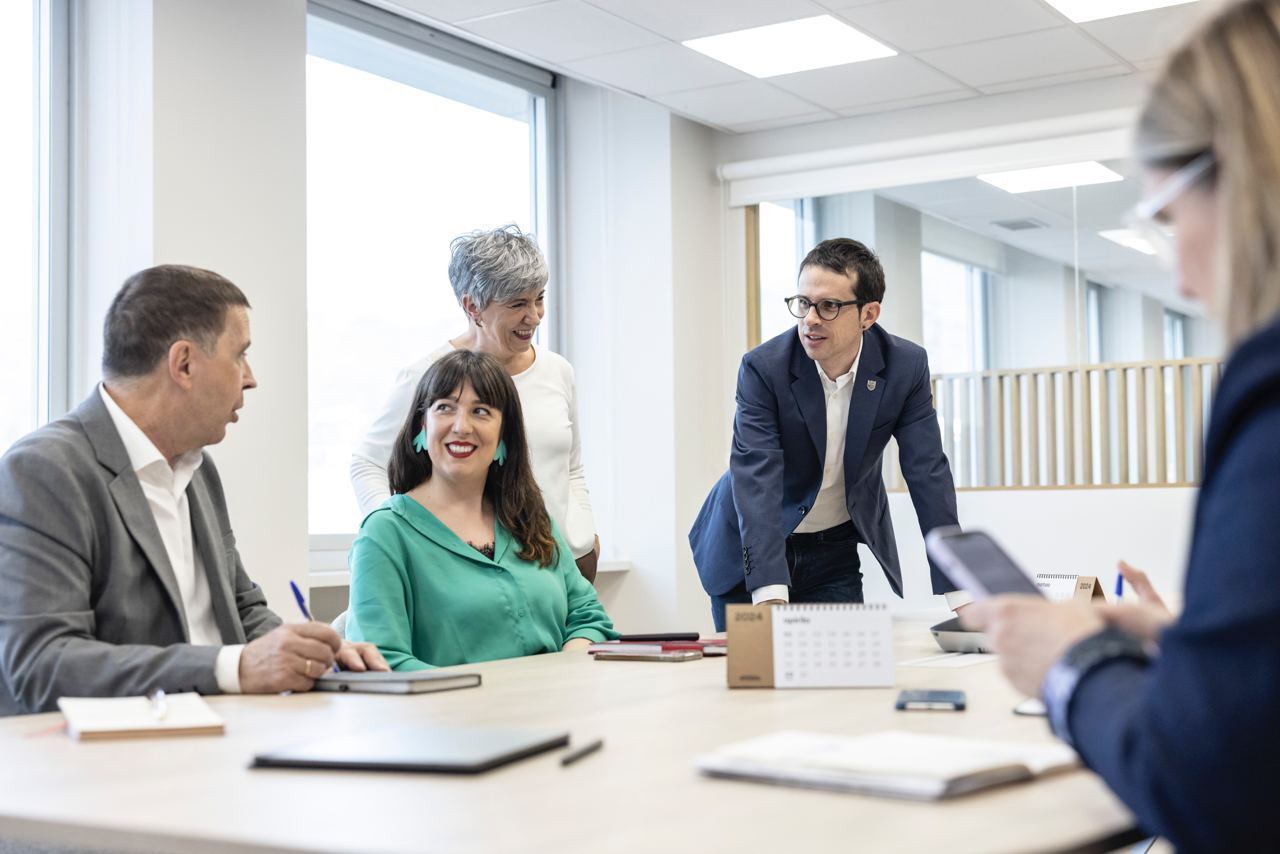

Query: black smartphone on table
895,690,966,711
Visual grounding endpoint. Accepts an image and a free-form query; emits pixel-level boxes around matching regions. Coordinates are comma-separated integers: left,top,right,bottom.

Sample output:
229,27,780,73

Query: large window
2,1,64,455
306,5,552,535
920,252,989,375
1,2,38,454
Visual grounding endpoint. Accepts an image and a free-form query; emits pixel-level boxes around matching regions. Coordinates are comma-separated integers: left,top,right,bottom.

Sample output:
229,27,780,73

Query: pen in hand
289,580,339,673
1114,574,1124,602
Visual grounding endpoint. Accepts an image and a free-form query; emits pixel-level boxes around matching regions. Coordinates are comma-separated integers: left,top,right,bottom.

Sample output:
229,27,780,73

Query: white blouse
349,342,596,558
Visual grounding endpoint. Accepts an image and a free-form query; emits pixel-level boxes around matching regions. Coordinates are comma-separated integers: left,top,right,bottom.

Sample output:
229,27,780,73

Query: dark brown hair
388,350,558,567
799,238,886,304
102,265,250,379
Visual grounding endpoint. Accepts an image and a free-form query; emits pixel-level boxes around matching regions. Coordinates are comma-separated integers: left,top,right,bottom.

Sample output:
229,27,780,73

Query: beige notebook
697,730,1078,800
57,693,225,740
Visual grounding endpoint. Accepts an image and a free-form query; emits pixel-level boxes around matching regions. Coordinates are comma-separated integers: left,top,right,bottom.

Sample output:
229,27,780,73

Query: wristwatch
1042,627,1150,746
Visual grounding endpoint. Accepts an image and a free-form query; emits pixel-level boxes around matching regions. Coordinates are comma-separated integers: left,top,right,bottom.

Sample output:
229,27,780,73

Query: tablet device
313,669,481,695
252,726,569,774
925,527,1044,600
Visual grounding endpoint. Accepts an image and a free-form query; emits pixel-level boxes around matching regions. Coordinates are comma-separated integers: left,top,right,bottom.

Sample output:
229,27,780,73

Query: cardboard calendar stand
725,603,894,689
1034,574,1109,603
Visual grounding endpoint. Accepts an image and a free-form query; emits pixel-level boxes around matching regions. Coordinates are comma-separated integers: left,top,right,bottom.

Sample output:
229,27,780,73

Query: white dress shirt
98,386,244,692
749,352,969,611
350,342,596,557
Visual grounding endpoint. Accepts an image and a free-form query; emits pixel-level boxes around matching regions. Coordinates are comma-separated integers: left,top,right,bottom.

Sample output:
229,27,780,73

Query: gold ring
304,659,312,677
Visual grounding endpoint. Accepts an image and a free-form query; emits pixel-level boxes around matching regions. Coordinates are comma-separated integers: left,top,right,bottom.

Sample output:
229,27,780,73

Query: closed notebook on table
313,669,481,694
697,730,1078,800
252,725,569,774
57,693,225,741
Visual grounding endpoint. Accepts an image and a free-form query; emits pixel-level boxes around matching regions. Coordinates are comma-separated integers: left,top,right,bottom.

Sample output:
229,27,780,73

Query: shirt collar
815,342,862,393
98,384,204,488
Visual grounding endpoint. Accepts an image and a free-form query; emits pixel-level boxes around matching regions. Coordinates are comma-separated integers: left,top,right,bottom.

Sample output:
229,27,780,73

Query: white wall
988,248,1079,369
870,487,1197,617
560,79,734,634
75,0,308,615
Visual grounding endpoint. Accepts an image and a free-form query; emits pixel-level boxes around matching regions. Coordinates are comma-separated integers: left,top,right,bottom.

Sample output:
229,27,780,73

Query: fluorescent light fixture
978,161,1124,194
683,15,896,78
1042,0,1198,24
1099,229,1157,255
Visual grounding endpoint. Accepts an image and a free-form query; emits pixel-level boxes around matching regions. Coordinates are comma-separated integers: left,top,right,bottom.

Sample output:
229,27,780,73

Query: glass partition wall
749,158,1224,490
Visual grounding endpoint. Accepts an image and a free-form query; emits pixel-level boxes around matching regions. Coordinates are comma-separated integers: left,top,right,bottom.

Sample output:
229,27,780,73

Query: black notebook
251,726,570,774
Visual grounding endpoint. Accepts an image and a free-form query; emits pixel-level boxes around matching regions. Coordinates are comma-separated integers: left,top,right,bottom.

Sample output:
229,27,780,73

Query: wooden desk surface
0,621,1134,854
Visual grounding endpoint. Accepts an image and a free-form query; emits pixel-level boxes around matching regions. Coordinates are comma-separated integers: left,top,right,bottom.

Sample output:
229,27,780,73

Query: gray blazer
0,391,281,715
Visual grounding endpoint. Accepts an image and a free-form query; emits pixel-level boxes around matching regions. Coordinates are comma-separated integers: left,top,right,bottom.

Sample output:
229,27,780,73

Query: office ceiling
379,0,1206,133
876,158,1192,310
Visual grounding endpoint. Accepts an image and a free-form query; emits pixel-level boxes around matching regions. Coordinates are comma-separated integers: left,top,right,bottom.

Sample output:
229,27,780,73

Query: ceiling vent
992,217,1049,231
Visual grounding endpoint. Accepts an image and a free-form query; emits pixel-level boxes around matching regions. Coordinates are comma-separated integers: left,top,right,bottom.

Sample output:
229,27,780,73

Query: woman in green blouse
346,350,617,669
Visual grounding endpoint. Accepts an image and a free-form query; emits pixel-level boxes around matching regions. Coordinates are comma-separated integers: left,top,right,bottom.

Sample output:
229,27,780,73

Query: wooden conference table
0,620,1137,854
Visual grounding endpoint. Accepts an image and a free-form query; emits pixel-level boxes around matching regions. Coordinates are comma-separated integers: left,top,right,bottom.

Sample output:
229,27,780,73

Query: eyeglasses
1124,150,1216,266
784,295,864,321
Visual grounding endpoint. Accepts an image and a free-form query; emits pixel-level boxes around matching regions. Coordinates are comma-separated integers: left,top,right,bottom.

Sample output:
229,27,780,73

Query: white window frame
37,0,71,423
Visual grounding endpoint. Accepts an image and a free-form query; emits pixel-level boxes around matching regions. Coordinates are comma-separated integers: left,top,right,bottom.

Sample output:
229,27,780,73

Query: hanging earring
493,439,507,466
413,428,428,454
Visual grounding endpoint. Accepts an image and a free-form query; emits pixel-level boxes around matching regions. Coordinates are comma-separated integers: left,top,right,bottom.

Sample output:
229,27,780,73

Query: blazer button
799,505,808,514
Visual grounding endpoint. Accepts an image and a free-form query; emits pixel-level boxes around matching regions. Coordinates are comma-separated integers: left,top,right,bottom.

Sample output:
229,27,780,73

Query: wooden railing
886,357,1222,490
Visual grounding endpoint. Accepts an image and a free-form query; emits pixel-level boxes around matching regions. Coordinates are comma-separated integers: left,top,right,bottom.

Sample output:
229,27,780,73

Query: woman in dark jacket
963,1,1280,850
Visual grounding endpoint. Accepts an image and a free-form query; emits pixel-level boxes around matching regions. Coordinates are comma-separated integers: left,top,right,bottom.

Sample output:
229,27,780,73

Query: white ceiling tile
768,55,966,111
585,0,828,42
380,0,554,25
1081,4,1205,64
458,0,663,63
916,27,1121,88
976,65,1130,94
833,0,1063,52
726,111,839,133
834,89,977,117
655,80,828,127
563,43,750,96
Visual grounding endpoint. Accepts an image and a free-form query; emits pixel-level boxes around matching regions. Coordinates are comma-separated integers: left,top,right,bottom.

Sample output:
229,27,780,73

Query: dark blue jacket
688,324,958,597
1066,318,1280,852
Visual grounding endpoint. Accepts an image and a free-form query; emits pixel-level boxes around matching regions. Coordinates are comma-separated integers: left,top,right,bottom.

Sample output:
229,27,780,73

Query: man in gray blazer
0,265,386,716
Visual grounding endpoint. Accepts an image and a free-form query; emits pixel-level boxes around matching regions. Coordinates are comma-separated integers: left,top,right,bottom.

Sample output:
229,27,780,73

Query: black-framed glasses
784,295,863,321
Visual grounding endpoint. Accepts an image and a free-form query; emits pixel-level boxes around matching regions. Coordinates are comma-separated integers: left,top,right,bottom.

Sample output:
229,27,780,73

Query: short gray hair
448,225,549,311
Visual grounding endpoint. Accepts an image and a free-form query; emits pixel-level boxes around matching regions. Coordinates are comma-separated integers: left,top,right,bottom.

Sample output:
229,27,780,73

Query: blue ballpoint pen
1114,574,1124,601
290,580,339,672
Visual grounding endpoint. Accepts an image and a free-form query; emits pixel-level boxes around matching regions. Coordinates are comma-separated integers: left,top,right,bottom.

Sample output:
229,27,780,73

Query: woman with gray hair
350,225,600,581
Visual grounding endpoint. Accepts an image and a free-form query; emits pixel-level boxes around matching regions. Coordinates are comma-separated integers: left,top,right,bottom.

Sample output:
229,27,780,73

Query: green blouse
346,494,617,670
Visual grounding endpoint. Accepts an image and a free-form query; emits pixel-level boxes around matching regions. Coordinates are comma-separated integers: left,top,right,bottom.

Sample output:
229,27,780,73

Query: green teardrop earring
412,428,428,454
493,439,507,466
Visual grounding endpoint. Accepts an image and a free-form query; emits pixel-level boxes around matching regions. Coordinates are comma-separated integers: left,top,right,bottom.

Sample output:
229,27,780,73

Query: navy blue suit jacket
1064,318,1280,852
688,324,958,598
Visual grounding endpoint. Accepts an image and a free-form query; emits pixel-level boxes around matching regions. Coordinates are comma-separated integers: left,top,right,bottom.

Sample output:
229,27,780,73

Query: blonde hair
1136,0,1280,346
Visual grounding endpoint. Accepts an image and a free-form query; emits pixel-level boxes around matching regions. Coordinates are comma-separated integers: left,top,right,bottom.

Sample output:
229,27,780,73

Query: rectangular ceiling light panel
1042,0,1198,23
978,161,1124,194
683,15,896,78
1099,229,1157,255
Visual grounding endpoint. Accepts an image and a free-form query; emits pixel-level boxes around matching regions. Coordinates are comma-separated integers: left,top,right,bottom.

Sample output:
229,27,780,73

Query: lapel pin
866,379,877,391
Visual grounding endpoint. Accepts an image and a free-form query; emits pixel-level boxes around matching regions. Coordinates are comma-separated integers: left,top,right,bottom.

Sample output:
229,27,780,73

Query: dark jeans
710,520,864,631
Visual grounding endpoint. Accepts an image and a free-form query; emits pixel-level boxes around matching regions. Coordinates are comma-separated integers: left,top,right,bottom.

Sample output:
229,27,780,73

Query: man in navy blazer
690,238,963,630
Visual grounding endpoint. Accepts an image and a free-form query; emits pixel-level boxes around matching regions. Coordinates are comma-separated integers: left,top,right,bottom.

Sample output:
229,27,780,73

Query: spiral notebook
726,603,893,688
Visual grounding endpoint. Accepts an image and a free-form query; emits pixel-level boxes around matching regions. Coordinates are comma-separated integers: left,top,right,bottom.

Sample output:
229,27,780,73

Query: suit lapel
187,474,244,643
789,337,827,461
78,391,191,638
843,326,887,478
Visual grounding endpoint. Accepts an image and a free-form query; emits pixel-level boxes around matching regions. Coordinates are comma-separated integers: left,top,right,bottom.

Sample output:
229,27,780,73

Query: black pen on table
561,738,604,767
290,580,339,672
